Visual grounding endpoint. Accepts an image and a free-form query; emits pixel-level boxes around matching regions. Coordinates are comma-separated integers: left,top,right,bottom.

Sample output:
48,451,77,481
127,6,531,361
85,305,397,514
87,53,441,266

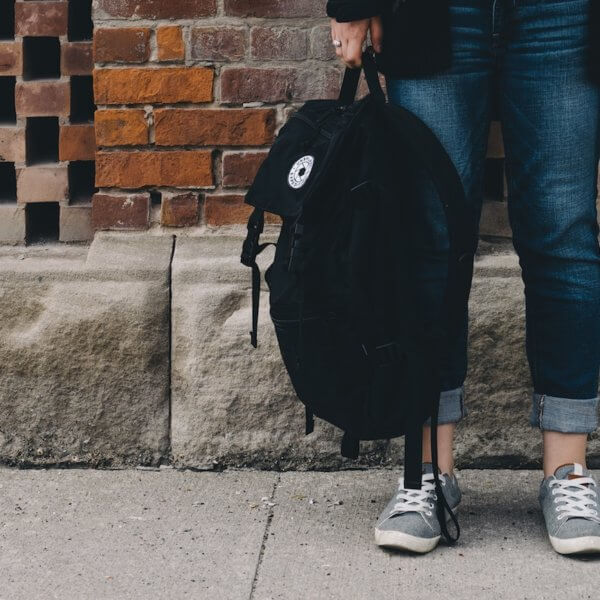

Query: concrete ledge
0,233,172,467
2,233,598,468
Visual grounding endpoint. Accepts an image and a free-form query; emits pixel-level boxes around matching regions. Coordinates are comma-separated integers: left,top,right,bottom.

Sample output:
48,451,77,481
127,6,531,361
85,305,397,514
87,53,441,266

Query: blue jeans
386,0,600,433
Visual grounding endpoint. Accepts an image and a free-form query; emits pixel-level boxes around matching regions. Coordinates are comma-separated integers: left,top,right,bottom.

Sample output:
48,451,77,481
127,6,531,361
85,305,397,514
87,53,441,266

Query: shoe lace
390,473,445,518
549,477,600,523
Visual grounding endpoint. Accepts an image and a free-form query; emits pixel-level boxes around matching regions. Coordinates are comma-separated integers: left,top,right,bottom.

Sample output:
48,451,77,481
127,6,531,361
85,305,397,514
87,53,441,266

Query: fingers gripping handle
338,47,386,106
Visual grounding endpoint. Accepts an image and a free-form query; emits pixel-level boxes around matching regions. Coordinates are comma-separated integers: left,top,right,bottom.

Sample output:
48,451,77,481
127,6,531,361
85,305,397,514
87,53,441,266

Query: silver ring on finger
332,39,342,48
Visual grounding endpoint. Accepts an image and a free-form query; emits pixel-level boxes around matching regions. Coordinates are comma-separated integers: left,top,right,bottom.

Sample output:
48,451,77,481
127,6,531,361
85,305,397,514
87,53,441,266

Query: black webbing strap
241,208,276,348
430,391,461,545
338,47,386,107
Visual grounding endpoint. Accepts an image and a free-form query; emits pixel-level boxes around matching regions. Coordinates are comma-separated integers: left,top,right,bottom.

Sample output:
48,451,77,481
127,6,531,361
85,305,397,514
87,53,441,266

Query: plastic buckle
240,218,263,267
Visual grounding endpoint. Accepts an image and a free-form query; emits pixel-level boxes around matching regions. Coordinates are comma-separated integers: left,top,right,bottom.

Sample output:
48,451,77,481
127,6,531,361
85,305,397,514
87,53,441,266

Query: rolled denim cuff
425,385,467,426
530,393,599,434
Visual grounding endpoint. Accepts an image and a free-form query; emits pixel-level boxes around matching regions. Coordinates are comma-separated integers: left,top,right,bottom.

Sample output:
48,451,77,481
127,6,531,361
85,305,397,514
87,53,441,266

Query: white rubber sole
374,506,459,554
549,535,600,555
374,529,441,554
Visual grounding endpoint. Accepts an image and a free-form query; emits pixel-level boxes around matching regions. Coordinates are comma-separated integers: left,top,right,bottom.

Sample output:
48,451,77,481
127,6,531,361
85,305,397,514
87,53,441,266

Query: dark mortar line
166,234,177,464
248,473,281,600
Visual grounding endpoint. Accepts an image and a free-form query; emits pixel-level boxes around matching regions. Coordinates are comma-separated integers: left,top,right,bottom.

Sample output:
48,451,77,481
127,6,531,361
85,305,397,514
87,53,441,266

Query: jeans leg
385,0,494,421
500,0,600,432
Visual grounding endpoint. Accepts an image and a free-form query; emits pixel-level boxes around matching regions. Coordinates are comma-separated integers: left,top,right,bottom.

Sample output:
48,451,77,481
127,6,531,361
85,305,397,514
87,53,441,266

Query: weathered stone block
0,233,173,466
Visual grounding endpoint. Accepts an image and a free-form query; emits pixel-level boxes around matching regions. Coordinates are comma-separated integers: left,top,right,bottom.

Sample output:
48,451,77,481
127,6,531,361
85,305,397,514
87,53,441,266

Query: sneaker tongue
554,462,589,480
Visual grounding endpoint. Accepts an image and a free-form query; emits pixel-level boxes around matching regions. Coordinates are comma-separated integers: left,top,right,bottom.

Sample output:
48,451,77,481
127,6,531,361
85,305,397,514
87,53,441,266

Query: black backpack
240,49,478,543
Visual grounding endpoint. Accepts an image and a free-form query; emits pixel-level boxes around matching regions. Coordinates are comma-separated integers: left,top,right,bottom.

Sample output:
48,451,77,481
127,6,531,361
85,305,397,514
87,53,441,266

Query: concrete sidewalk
1,469,598,600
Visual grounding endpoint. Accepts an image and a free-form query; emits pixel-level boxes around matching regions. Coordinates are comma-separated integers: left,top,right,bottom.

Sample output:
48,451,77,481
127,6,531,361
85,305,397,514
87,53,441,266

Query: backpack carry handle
338,47,386,106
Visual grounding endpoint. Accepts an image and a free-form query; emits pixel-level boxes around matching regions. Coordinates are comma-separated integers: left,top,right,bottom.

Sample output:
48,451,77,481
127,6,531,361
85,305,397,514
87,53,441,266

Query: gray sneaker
374,463,461,553
539,463,600,555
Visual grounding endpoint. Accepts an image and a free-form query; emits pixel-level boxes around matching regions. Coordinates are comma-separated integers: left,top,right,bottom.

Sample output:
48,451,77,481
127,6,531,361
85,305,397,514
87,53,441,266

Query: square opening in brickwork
26,117,59,165
0,76,16,123
68,0,93,42
68,161,97,204
23,37,61,80
26,202,60,244
0,1,15,40
0,162,17,203
70,76,95,123
484,158,506,202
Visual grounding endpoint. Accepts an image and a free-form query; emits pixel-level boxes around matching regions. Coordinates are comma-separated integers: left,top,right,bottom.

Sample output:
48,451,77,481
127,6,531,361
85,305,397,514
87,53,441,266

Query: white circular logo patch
288,155,315,189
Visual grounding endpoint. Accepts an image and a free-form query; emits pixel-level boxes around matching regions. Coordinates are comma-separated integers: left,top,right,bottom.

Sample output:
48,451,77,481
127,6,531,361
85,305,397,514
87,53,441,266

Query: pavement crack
249,473,281,600
166,234,177,464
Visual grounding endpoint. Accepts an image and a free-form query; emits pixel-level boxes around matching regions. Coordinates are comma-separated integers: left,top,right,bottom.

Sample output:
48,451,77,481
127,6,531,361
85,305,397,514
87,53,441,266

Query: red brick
222,152,268,188
190,27,246,62
15,2,68,37
92,193,150,231
94,67,214,105
154,109,276,146
250,27,308,61
161,193,199,227
61,42,94,76
157,26,185,62
95,110,149,147
93,28,151,64
220,67,341,103
204,193,281,225
59,124,96,161
224,0,323,18
96,151,213,188
0,42,23,76
96,0,217,19
17,165,69,204
0,127,26,163
15,81,70,117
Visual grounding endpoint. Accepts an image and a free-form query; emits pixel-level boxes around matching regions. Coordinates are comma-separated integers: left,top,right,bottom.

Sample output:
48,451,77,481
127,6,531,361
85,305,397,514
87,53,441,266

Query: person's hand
330,16,383,68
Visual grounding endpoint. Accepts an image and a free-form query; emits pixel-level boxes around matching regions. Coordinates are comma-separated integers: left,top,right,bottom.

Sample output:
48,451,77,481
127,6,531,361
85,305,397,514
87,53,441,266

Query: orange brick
94,28,151,64
95,109,149,147
96,151,213,188
59,124,96,161
157,26,185,61
204,194,280,225
155,109,276,146
93,67,214,105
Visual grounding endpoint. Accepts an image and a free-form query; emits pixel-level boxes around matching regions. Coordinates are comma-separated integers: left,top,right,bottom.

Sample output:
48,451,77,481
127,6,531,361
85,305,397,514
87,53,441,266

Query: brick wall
0,0,95,244
91,0,343,231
